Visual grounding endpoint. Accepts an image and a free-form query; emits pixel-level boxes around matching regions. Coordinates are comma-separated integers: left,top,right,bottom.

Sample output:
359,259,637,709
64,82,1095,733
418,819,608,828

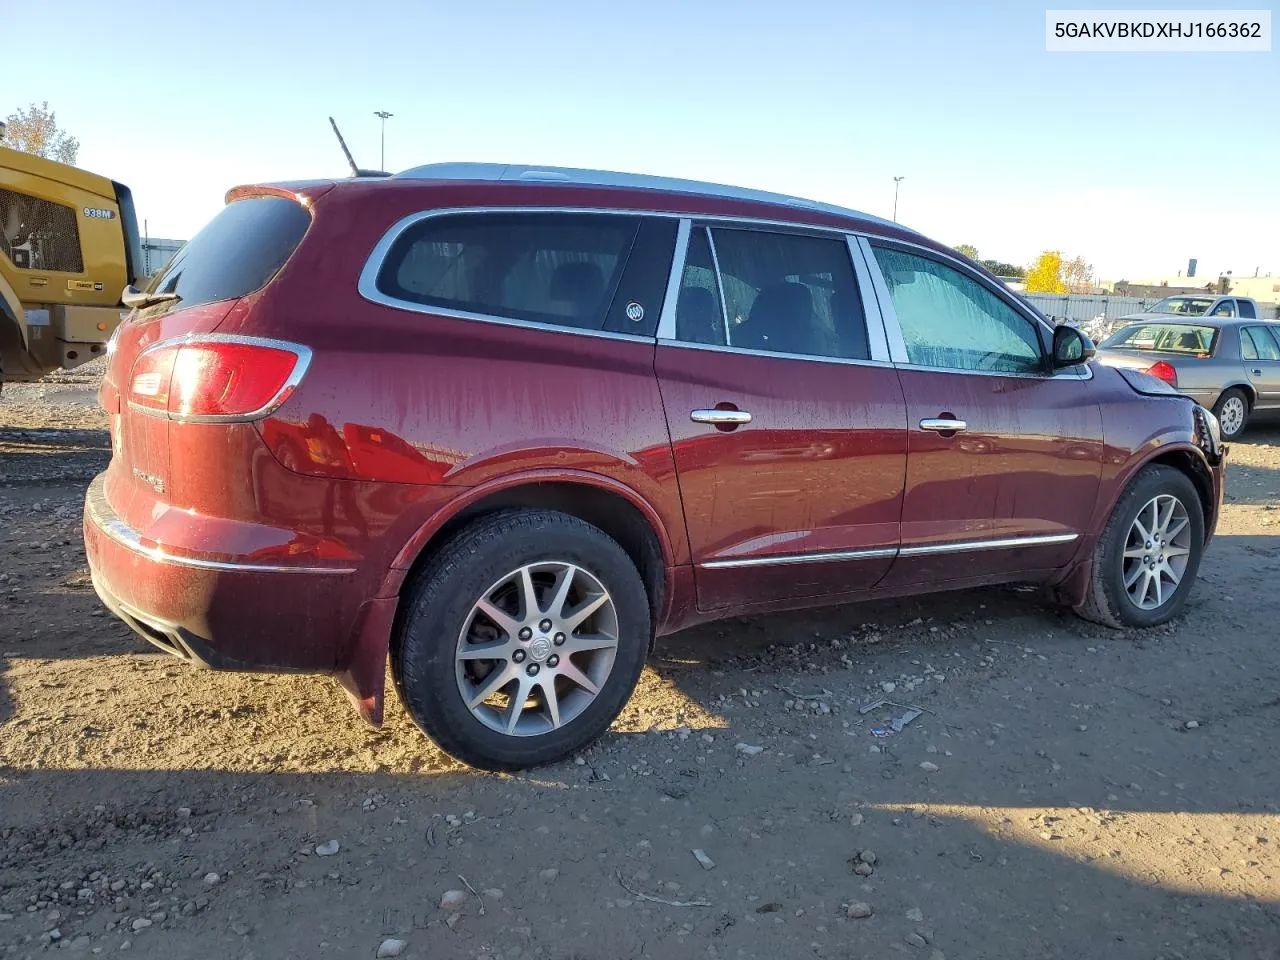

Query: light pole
374,111,393,170
892,176,905,222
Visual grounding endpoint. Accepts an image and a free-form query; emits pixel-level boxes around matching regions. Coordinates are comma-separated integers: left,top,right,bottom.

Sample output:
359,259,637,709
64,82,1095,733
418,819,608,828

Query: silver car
1095,316,1280,439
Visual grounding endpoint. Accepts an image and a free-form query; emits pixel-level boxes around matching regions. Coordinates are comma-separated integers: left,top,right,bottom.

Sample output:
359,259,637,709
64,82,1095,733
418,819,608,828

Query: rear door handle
691,409,752,425
1252,368,1264,377
920,417,967,433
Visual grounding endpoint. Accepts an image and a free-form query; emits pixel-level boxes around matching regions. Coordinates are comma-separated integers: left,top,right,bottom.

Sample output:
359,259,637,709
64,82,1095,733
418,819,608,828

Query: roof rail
393,162,905,230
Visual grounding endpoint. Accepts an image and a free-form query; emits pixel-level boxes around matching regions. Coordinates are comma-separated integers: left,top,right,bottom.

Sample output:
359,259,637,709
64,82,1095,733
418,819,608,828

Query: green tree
980,259,1026,279
954,243,979,261
1024,251,1067,293
2,102,79,164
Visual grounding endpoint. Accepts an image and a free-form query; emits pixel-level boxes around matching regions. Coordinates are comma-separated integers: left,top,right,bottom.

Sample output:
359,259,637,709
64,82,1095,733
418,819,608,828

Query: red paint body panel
884,369,1104,585
82,174,1226,730
655,346,907,609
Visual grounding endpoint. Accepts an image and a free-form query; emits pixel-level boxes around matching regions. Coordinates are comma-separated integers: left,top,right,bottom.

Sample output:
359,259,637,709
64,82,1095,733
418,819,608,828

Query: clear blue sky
9,0,1277,279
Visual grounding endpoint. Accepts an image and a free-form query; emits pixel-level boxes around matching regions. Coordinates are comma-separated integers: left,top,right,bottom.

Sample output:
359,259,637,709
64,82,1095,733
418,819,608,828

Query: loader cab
0,144,141,384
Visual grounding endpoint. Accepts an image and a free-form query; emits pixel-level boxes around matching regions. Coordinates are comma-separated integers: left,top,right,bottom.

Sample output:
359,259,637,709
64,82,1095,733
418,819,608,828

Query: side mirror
1052,325,1096,368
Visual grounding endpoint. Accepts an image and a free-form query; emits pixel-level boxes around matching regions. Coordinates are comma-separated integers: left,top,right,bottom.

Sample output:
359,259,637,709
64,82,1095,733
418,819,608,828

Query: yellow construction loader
0,144,143,387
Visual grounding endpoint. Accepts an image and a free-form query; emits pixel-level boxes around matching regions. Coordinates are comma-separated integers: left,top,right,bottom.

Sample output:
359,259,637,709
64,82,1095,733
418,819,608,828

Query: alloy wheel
455,561,619,736
1121,494,1193,610
1218,396,1245,436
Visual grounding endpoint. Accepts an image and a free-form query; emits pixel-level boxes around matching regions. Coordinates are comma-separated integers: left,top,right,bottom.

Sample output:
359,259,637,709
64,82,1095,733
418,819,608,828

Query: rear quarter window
373,212,645,332
144,196,311,309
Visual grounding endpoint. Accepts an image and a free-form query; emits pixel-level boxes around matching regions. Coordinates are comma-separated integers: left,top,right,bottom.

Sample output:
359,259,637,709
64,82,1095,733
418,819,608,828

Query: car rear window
142,196,311,309
1101,323,1217,355
375,212,642,331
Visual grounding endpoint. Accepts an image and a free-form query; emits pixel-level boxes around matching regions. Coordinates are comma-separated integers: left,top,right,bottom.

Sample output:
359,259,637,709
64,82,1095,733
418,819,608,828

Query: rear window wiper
121,285,182,309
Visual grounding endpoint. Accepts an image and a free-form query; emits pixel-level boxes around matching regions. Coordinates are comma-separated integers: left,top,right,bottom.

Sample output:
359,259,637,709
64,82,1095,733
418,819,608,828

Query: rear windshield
143,196,310,309
1101,322,1217,355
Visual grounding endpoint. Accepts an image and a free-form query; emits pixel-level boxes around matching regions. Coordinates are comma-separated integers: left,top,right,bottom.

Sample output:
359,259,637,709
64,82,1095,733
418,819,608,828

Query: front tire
1213,388,1249,440
1075,465,1205,629
392,509,651,771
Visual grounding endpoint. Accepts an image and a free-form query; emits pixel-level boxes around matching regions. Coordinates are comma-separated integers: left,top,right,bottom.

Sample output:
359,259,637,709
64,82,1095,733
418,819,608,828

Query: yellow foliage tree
1024,251,1067,293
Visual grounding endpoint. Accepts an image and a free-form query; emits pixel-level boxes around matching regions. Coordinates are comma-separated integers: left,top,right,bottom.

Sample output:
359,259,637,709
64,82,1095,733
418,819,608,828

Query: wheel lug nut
553,632,566,645
547,654,559,667
539,619,553,632
513,649,526,663
527,663,540,677
519,627,532,641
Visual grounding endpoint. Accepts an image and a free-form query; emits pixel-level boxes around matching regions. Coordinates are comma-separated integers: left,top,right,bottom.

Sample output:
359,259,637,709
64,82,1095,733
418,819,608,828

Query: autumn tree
1024,251,1067,293
1062,255,1094,294
954,243,979,260
2,102,79,164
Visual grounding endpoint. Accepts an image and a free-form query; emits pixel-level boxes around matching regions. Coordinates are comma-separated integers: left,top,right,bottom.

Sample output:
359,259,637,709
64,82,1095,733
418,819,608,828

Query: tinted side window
145,197,310,309
1209,299,1236,317
1244,327,1280,361
870,245,1043,373
674,227,727,346
1239,299,1258,319
378,213,640,331
702,228,870,360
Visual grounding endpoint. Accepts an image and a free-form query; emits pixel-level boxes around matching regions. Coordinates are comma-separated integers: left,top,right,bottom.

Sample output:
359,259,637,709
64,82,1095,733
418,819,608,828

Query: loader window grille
0,189,85,273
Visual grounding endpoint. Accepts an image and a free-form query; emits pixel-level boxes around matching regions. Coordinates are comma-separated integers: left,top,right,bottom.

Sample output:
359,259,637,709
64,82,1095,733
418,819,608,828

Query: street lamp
374,111,393,171
892,176,905,222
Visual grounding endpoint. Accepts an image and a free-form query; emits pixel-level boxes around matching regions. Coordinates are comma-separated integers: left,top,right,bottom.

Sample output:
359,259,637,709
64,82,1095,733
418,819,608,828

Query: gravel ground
2,364,1279,960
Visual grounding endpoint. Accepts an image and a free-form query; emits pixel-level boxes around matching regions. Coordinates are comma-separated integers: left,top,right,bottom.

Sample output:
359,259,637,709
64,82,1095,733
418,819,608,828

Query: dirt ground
2,363,1279,960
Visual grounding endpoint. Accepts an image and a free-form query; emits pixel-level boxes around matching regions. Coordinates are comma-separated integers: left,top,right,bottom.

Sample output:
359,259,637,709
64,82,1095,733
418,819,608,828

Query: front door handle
691,409,752,425
920,417,967,433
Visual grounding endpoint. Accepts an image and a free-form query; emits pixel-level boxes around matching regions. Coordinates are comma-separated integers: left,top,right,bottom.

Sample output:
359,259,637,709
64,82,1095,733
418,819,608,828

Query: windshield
1148,296,1214,317
1101,322,1217,355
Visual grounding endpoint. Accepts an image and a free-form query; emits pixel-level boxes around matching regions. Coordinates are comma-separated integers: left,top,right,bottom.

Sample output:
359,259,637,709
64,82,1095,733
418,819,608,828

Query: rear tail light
128,336,310,421
1146,360,1178,387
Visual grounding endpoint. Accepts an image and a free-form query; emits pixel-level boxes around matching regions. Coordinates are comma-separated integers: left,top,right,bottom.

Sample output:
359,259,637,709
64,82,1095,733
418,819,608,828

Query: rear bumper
83,472,368,673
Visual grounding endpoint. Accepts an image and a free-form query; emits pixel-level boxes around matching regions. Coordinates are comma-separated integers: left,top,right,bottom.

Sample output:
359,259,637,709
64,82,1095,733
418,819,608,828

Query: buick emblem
625,301,644,323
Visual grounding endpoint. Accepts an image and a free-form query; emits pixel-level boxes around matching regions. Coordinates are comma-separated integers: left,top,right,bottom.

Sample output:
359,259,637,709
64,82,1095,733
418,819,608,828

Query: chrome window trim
86,481,356,575
890,359,1094,382
856,235,1092,381
655,218,692,341
699,532,1078,570
653,219,889,364
703,227,733,345
126,333,314,423
856,235,910,363
654,337,898,370
863,234,1055,336
357,207,663,342
357,205,1032,362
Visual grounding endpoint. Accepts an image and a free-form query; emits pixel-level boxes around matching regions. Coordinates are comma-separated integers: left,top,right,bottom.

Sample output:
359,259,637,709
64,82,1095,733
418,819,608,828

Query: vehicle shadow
3,534,1279,956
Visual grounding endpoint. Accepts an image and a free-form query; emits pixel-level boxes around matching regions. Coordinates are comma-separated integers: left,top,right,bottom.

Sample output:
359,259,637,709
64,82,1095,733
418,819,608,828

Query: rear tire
392,509,651,771
1075,465,1205,629
1212,388,1249,440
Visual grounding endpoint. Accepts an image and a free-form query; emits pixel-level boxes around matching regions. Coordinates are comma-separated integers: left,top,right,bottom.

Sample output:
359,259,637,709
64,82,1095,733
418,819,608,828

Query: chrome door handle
920,418,967,433
691,409,752,425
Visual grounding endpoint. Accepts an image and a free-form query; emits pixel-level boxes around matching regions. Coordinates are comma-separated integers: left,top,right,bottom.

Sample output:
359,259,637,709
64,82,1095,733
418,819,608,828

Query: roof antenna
328,116,389,178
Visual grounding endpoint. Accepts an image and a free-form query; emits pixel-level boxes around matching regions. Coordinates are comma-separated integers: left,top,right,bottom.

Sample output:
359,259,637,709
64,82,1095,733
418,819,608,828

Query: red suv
85,163,1226,769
